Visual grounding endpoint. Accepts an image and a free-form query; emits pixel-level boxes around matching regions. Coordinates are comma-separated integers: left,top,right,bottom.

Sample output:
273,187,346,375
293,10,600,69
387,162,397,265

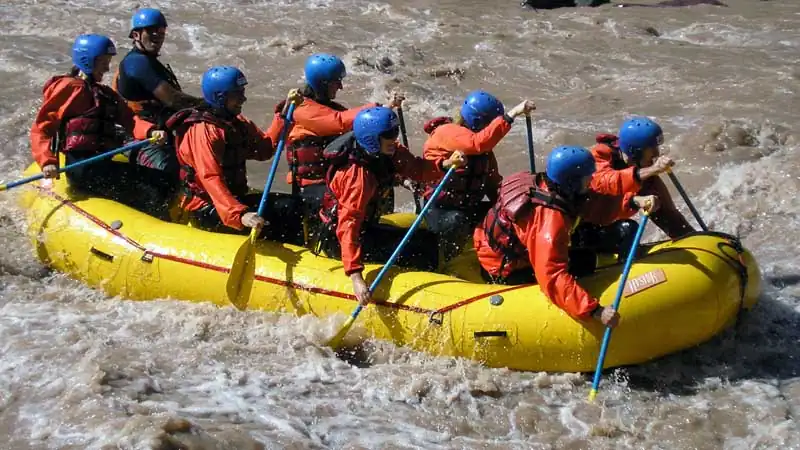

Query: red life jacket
318,132,395,227
421,116,494,210
483,171,576,263
423,116,453,134
285,96,348,183
50,75,124,155
165,107,248,203
595,133,618,147
594,133,630,170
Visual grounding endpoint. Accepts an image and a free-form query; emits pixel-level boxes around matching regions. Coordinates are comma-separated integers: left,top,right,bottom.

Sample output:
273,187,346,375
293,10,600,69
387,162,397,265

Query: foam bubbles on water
660,23,775,48
2,0,800,448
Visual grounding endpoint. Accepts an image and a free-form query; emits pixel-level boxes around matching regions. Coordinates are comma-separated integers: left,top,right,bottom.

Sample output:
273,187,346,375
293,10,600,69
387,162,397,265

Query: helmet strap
632,152,644,168
316,82,332,103
211,107,236,121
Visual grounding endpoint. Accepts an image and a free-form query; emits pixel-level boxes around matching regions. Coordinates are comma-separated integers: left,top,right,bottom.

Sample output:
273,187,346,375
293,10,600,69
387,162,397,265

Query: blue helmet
130,8,168,35
546,146,596,195
460,90,504,131
353,107,400,155
304,53,346,94
617,117,663,159
71,34,117,75
201,66,247,109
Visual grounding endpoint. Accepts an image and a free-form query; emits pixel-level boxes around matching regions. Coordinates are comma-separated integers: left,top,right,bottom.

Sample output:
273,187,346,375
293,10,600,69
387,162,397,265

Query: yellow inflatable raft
16,162,761,373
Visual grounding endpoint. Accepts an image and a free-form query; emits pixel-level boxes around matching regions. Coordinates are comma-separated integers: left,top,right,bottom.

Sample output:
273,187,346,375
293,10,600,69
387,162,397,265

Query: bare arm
152,81,204,110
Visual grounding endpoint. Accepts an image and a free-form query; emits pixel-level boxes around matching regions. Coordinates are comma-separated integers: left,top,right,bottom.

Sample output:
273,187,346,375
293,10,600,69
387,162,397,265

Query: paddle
666,171,708,232
0,137,158,191
327,164,459,349
396,105,423,214
225,90,302,310
525,114,535,173
588,206,651,402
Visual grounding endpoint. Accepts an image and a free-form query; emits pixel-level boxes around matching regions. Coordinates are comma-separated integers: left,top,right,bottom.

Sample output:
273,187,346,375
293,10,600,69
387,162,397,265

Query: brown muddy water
0,0,799,448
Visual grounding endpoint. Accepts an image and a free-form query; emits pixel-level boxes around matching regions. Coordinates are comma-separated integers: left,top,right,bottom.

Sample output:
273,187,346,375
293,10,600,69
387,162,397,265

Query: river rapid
0,0,799,448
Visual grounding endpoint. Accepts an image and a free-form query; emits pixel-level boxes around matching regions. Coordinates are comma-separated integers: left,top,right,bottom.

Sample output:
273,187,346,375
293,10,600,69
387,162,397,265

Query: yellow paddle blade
588,388,598,402
327,316,356,349
225,228,259,310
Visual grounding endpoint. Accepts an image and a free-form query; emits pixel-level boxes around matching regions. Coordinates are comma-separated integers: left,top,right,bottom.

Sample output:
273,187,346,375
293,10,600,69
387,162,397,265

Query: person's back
421,91,536,265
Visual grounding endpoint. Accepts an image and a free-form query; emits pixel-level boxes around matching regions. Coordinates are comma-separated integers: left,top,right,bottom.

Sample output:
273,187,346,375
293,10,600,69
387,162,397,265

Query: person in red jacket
314,106,465,305
29,33,171,217
170,66,288,233
285,53,394,212
574,117,694,257
421,91,536,264
474,146,658,328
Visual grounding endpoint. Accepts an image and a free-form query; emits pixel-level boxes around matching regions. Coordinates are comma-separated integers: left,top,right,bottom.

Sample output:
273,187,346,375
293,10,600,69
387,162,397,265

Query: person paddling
285,53,386,213
420,91,536,265
572,117,694,260
474,145,659,328
314,106,466,305
30,33,171,217
168,66,288,233
113,8,204,177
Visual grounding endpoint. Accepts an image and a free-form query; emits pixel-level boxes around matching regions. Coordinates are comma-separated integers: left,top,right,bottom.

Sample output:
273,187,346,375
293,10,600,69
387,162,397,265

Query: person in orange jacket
314,106,466,305
421,90,536,263
573,117,694,257
29,33,171,217
168,66,288,233
474,145,659,328
285,53,393,213
112,8,203,176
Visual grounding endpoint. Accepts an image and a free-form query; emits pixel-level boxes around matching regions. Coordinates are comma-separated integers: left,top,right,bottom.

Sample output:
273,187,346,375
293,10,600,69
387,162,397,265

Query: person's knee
427,209,466,234
615,220,639,247
568,248,597,277
616,219,639,237
613,219,640,260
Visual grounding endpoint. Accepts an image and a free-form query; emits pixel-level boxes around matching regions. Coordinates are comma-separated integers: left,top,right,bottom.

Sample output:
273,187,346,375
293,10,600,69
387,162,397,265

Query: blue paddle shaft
367,166,457,294
332,164,456,343
255,102,297,218
3,139,152,190
589,212,650,393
